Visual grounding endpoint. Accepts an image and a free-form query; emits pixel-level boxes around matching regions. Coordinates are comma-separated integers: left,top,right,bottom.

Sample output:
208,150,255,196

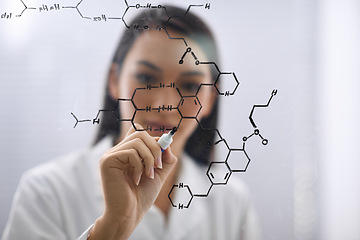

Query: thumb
154,146,177,184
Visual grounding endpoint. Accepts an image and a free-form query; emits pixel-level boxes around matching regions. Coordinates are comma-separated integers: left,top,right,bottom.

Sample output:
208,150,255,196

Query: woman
2,5,260,240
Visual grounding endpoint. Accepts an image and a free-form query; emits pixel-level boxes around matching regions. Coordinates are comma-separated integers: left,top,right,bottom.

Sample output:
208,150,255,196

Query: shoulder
224,175,252,200
19,137,111,197
21,148,89,190
3,138,112,239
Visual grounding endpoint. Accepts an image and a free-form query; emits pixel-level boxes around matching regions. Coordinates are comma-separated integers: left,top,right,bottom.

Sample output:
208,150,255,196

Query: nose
150,87,180,112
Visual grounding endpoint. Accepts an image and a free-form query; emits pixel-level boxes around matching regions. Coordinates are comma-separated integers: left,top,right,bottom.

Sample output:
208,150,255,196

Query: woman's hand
89,124,177,240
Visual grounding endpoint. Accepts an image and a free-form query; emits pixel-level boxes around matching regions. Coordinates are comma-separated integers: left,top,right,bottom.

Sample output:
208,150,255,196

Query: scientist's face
109,29,216,151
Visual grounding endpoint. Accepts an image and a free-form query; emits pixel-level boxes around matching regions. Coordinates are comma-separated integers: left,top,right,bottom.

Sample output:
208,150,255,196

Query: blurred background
0,0,359,239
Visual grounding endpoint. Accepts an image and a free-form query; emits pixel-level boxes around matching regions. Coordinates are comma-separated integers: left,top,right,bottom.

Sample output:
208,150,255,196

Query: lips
144,121,176,133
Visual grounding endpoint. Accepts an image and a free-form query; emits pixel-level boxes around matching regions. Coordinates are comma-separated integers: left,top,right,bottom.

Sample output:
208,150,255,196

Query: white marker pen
158,127,177,152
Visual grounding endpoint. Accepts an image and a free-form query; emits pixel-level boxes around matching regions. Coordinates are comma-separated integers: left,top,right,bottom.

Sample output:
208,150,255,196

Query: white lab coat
2,136,261,240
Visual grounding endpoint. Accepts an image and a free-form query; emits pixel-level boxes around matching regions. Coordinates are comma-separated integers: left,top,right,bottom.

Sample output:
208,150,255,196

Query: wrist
89,214,133,240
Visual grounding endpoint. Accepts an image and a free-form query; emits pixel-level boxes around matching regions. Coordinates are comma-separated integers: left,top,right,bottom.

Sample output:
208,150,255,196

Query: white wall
0,0,323,239
317,0,360,239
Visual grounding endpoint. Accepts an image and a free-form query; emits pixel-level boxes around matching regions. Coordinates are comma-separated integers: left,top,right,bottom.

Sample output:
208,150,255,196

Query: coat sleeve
2,171,68,240
76,224,93,240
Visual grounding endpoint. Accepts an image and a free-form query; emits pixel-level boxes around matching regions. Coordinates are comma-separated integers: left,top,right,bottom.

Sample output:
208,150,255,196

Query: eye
135,73,157,85
179,82,200,95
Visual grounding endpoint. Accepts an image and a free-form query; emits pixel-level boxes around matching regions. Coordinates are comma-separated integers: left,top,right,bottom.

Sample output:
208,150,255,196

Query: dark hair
94,5,220,165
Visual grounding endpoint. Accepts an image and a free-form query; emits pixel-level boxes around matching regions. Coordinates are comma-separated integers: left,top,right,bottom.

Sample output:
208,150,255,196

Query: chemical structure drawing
71,82,183,132
0,0,210,23
65,2,277,209
71,83,277,209
167,90,277,209
2,0,278,208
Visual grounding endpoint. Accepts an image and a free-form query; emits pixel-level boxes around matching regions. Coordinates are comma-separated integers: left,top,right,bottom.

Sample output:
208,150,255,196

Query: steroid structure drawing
2,0,278,209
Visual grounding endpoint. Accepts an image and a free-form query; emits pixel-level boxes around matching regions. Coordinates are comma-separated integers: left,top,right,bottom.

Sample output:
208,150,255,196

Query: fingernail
136,175,141,186
149,166,154,179
157,156,162,169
